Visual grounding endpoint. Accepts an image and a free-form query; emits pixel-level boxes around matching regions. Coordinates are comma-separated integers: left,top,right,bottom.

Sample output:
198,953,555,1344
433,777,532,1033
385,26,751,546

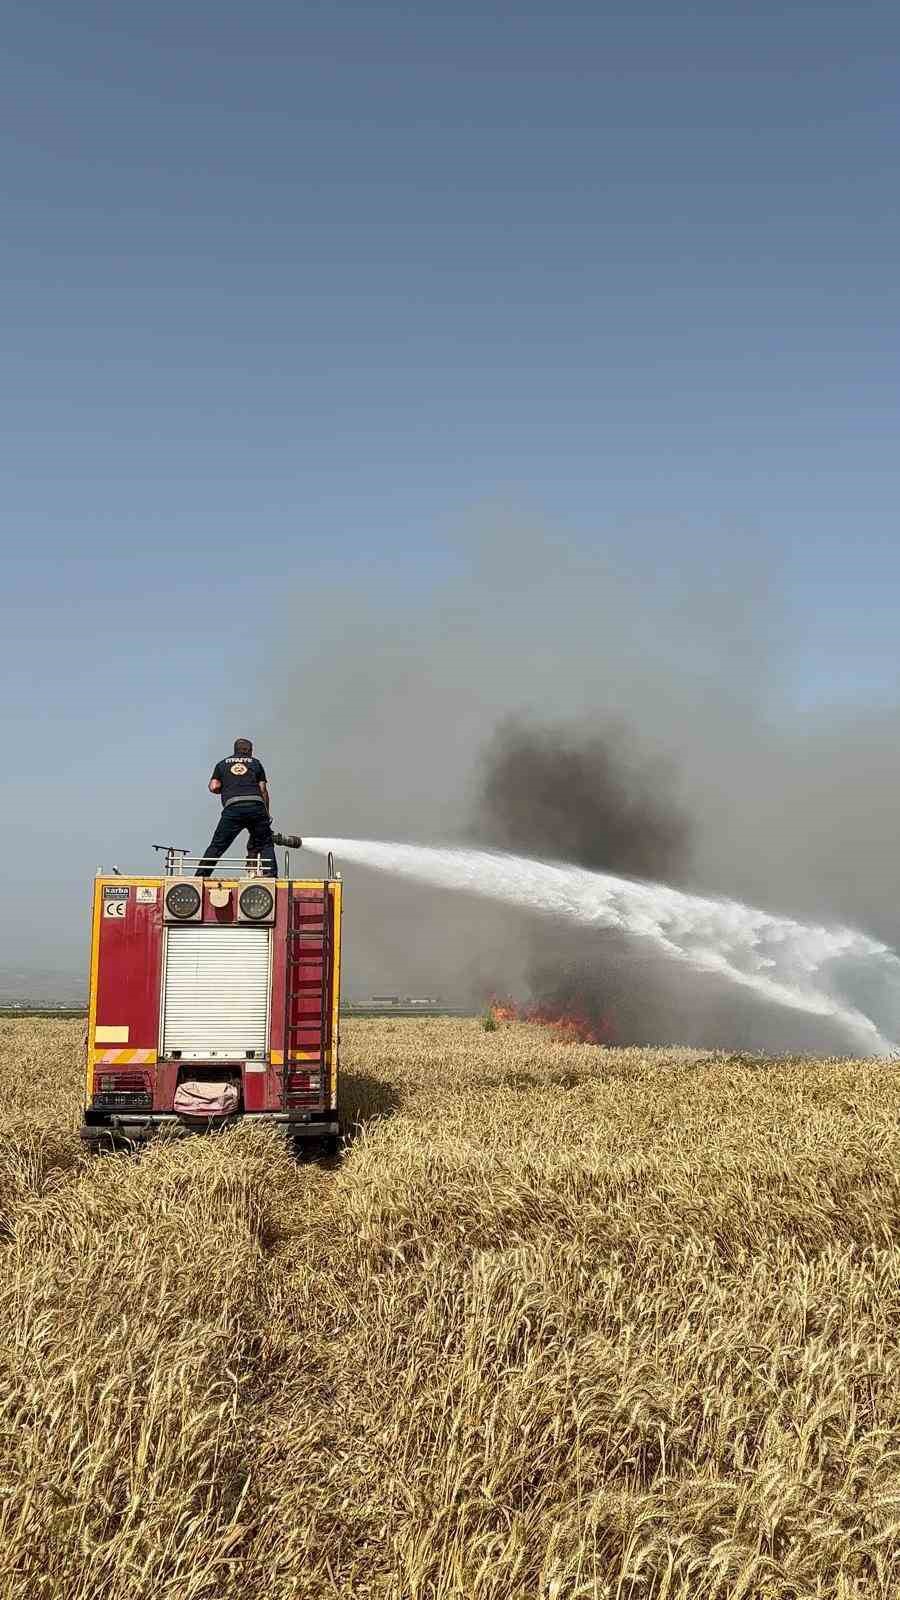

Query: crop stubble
0,1017,900,1598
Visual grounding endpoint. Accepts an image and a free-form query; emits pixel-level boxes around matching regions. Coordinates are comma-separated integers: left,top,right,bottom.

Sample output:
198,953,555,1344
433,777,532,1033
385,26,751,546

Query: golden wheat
0,1016,899,1598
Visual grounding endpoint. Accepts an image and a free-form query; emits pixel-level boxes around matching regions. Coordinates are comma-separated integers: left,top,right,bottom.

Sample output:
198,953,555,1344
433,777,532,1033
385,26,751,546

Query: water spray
298,837,900,1056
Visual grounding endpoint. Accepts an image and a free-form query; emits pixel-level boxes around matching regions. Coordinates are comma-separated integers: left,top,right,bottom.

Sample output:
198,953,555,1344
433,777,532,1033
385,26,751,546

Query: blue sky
2,0,899,979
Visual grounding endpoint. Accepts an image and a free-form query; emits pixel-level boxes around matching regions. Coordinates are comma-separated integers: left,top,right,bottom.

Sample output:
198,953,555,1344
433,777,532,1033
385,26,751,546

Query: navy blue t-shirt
212,754,267,805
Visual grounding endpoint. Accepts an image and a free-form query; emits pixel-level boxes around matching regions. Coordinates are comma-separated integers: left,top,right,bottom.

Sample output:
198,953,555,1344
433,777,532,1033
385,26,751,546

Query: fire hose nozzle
273,832,303,849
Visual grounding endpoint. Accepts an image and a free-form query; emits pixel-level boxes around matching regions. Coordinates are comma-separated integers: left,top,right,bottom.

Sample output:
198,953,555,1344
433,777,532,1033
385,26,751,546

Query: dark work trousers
197,801,277,877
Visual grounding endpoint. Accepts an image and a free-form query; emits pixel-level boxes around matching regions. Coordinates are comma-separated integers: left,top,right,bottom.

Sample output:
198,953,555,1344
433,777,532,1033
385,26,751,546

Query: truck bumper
80,1112,340,1149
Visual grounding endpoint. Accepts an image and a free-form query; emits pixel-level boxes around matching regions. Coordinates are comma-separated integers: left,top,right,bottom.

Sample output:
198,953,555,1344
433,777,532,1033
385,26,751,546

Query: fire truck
81,843,342,1155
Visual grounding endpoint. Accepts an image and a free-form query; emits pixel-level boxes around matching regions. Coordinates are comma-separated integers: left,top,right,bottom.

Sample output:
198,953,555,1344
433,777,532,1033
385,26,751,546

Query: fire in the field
488,998,613,1045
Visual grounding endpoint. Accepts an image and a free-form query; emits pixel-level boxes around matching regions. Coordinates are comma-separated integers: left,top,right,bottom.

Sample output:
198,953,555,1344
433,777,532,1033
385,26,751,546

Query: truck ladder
283,885,332,1096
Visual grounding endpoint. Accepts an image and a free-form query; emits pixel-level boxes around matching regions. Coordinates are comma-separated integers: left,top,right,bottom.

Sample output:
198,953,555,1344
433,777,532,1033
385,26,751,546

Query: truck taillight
94,1071,152,1109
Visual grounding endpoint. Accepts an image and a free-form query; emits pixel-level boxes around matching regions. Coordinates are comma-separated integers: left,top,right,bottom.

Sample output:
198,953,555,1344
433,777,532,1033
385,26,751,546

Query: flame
489,1001,519,1024
488,997,613,1045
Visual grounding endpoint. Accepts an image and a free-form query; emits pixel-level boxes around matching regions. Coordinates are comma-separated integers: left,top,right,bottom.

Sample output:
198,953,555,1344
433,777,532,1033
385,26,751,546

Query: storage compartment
162,925,270,1057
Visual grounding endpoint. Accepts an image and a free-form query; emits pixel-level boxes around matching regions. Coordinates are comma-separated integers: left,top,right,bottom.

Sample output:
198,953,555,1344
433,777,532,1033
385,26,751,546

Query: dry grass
1,1017,900,1598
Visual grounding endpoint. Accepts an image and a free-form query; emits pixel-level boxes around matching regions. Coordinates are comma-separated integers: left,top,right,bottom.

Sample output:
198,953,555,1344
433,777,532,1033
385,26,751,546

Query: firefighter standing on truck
197,738,277,877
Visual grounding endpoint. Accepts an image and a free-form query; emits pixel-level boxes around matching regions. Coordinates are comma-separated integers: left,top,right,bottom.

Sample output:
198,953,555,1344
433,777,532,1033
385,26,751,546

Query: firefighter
196,737,278,877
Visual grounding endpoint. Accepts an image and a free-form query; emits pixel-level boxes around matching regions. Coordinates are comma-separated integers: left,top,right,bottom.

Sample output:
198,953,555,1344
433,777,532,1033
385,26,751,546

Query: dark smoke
470,716,857,1052
471,718,694,1042
474,717,691,881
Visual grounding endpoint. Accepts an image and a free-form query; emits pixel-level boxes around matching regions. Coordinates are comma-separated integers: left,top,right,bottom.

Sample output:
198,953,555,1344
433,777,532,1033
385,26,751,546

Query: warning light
164,882,202,922
238,884,275,923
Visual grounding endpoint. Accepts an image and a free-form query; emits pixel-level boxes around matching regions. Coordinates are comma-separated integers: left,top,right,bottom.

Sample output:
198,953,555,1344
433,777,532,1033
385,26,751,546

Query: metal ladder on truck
282,862,334,1152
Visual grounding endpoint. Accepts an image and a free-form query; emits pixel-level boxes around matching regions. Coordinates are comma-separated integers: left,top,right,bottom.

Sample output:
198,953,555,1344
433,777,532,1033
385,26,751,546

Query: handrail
97,842,334,879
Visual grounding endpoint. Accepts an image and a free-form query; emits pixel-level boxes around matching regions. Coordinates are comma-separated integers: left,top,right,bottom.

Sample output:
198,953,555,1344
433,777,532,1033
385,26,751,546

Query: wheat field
2,1017,900,1598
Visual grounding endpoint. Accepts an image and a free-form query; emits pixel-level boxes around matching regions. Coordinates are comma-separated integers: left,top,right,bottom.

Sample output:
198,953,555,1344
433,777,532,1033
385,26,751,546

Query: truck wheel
81,1126,119,1157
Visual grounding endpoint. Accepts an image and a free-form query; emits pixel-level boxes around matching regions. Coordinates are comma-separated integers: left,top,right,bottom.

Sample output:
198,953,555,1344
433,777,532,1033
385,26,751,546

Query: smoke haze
257,514,900,1050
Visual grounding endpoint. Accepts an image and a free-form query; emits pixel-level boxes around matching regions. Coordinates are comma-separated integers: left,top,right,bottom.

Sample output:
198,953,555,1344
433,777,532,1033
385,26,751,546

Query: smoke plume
469,716,693,1041
474,717,691,881
254,511,900,1051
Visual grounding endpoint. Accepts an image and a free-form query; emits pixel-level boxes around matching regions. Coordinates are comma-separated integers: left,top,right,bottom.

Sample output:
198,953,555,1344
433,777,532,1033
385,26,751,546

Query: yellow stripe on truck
92,1048,157,1065
85,878,103,1103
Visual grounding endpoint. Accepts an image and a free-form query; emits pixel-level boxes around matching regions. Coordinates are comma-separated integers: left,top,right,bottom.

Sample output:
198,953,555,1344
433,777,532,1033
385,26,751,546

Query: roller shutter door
162,926,270,1055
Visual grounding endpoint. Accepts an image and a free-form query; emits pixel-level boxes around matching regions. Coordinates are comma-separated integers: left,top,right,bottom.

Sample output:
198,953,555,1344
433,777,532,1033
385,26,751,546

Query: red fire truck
81,844,342,1155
